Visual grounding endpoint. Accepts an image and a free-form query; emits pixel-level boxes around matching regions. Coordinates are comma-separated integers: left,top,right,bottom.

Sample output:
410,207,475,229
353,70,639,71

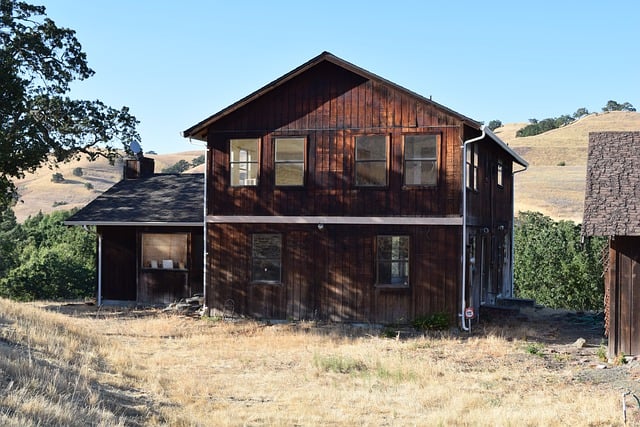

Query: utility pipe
460,126,486,331
97,233,103,306
510,164,528,297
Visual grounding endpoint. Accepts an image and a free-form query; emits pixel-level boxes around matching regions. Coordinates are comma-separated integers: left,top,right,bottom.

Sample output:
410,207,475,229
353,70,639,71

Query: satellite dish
130,140,142,155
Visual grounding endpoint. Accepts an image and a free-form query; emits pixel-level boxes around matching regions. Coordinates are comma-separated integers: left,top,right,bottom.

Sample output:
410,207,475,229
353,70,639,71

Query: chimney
124,157,155,179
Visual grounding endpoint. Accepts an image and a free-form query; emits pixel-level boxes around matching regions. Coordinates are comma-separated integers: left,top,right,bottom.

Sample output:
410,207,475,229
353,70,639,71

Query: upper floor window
251,234,282,283
497,160,504,188
230,138,259,186
466,143,478,191
376,235,409,287
355,135,387,187
404,134,438,186
275,137,305,186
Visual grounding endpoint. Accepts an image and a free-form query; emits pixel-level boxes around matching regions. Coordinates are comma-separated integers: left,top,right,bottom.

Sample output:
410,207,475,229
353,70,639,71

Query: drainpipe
97,232,103,306
510,164,528,297
202,147,208,315
460,126,486,331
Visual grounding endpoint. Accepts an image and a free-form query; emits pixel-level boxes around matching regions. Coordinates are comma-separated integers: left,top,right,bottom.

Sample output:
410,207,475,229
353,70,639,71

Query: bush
412,312,450,331
514,211,606,311
51,172,64,183
72,167,83,177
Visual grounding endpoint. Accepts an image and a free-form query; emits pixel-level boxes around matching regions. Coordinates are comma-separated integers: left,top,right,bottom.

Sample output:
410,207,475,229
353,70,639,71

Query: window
275,137,305,186
230,138,259,186
355,135,387,186
497,160,504,188
141,233,188,270
466,143,478,191
376,236,409,286
404,134,438,186
251,234,282,283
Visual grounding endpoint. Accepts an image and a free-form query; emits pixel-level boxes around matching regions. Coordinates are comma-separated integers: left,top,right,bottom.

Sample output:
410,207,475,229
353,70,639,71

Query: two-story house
183,52,527,326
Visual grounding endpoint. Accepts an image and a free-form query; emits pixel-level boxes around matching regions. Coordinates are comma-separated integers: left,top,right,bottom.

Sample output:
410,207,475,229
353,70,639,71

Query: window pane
230,139,259,186
275,138,304,161
142,233,188,269
405,160,437,186
356,135,386,160
230,139,259,162
356,161,386,186
231,163,258,186
377,236,409,286
252,234,281,283
275,163,304,186
405,135,437,159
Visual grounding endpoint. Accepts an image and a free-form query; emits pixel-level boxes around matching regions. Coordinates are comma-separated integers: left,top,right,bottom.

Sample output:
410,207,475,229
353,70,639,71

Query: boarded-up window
355,135,387,187
142,233,188,270
376,236,409,286
230,138,259,186
275,137,305,186
251,234,282,283
404,134,438,186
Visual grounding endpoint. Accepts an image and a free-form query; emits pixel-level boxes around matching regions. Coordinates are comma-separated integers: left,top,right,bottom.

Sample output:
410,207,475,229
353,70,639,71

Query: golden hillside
496,111,640,223
12,151,204,222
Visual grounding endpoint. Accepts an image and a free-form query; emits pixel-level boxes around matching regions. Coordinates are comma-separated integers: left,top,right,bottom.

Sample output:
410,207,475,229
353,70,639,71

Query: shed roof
64,174,204,226
582,131,640,236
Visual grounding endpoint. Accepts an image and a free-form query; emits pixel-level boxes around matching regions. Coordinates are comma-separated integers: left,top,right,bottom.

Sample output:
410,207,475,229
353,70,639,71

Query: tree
602,100,636,112
487,120,502,131
513,211,606,311
162,159,191,173
0,0,139,210
573,107,589,118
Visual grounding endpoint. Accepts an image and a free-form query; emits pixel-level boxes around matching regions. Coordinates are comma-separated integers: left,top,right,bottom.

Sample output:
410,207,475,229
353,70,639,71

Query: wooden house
582,131,640,356
65,159,204,306
183,52,527,327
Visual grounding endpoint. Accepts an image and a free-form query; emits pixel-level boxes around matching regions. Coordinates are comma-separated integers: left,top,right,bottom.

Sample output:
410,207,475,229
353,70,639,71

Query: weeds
313,353,368,374
525,342,545,357
412,312,449,331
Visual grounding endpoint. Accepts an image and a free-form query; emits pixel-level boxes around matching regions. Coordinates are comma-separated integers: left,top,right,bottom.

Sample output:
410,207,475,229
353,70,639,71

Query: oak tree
0,0,139,209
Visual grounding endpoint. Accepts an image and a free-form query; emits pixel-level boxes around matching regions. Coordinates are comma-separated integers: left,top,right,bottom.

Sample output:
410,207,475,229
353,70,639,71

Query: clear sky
41,0,639,154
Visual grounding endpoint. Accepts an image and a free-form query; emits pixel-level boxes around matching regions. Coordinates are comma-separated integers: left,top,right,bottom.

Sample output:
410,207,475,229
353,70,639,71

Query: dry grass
0,299,635,426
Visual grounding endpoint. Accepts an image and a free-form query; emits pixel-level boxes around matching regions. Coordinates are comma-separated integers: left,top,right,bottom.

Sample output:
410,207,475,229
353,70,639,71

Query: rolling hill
9,111,640,223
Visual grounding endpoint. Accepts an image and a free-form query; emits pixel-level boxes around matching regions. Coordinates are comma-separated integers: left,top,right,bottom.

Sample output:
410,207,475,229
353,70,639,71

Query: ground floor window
141,233,188,269
376,235,409,286
251,234,282,283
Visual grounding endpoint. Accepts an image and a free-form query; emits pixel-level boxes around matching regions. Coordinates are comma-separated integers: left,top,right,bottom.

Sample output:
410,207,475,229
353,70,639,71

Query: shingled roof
64,174,204,226
582,131,640,236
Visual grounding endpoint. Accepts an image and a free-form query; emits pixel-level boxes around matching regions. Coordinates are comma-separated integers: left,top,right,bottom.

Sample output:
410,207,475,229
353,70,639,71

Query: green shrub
412,312,449,331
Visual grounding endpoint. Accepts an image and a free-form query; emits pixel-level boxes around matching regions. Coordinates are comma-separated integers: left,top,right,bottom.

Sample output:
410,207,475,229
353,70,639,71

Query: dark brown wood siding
206,61,464,218
608,236,640,356
97,225,203,304
208,223,461,323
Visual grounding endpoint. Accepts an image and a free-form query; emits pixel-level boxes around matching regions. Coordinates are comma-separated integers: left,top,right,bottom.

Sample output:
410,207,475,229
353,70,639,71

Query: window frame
230,138,260,187
403,133,439,187
251,233,282,284
274,137,306,187
141,232,189,270
466,143,479,191
355,134,388,187
375,235,410,288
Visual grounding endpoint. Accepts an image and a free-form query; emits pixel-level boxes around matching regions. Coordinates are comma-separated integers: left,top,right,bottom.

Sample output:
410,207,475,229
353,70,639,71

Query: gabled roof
64,174,204,226
582,131,640,236
182,51,482,141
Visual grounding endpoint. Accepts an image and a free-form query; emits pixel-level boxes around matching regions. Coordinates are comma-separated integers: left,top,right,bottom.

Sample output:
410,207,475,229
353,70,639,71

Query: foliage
50,172,64,183
487,120,502,131
191,154,205,167
84,182,93,190
0,0,139,210
514,211,606,311
602,100,636,112
0,209,95,301
162,159,191,173
412,312,450,331
0,207,22,277
516,115,575,137
573,107,589,118
72,167,83,177
313,354,367,374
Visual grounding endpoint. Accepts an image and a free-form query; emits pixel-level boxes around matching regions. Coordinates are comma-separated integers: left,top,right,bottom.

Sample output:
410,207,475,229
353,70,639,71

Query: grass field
0,298,637,426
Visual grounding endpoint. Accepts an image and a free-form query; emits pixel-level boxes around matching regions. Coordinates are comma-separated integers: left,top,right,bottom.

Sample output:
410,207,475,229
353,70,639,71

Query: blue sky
41,0,639,154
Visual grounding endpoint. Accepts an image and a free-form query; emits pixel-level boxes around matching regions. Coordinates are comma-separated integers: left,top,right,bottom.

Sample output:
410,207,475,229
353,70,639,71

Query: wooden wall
208,223,461,323
608,236,640,356
97,226,203,304
206,61,465,218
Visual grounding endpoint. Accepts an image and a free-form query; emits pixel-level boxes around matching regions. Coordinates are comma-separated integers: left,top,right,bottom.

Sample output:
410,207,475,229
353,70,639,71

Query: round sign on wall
464,307,475,319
